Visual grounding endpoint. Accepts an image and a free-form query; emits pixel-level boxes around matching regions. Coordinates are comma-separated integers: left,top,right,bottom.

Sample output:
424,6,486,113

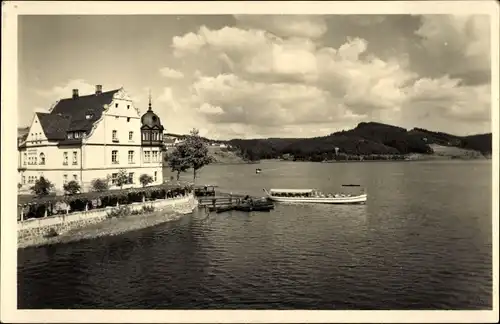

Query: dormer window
86,113,94,120
68,132,74,139
74,132,80,139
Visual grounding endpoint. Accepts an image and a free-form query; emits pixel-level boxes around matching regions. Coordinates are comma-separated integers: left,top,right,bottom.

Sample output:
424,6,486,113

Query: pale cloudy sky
18,14,491,139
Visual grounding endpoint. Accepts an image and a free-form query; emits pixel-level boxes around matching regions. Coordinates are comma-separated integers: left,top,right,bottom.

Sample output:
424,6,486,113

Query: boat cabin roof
270,189,314,194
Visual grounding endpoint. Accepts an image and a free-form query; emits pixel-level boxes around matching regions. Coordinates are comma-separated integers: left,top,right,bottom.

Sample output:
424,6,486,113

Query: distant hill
222,122,492,162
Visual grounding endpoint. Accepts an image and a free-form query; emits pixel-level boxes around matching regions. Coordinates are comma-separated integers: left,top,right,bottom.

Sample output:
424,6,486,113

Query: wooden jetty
198,195,243,208
198,194,274,213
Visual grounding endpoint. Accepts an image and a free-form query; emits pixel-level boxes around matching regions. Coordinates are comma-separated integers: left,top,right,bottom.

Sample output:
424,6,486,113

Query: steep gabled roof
49,89,120,133
36,112,72,140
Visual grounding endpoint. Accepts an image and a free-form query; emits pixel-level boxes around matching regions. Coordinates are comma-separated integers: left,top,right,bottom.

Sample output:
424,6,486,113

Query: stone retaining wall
17,193,198,243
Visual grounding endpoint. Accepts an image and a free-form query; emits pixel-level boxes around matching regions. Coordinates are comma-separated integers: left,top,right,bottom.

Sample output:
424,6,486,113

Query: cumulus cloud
36,79,102,99
31,15,491,139
166,15,492,138
233,15,327,39
405,75,490,122
159,67,185,79
415,15,490,84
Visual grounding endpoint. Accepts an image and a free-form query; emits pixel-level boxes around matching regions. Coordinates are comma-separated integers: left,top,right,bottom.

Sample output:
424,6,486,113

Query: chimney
95,84,102,95
72,89,79,99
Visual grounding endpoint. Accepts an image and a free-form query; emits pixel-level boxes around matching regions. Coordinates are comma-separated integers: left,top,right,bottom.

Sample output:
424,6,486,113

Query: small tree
115,169,129,189
18,183,22,190
139,173,154,187
30,177,54,196
63,180,81,195
91,178,109,192
184,128,214,182
167,146,191,180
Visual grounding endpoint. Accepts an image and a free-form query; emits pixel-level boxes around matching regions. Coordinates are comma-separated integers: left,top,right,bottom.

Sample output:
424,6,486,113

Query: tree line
226,122,492,162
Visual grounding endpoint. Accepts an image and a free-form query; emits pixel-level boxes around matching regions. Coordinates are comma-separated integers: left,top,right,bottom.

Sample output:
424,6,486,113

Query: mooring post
142,195,146,203
85,203,89,212
20,205,24,222
44,206,48,218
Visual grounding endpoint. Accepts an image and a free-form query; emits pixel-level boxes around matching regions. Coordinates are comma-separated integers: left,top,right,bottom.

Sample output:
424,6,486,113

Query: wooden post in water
20,205,24,222
44,205,48,218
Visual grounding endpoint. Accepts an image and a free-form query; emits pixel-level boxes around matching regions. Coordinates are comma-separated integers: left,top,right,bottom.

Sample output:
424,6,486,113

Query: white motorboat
263,188,367,204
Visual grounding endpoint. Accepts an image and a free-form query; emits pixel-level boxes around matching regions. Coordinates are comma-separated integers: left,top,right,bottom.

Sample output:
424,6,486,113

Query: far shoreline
207,155,491,165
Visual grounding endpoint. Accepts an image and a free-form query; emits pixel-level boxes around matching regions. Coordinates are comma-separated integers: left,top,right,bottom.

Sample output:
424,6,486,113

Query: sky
18,14,491,139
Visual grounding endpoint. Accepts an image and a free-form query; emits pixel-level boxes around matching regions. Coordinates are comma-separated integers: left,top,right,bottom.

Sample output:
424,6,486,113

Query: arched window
39,153,45,165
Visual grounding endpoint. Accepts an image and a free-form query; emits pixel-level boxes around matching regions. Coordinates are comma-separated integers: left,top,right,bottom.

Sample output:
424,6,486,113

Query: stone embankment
17,194,198,249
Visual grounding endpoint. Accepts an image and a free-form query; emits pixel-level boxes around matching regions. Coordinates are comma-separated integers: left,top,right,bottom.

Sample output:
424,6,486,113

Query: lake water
18,161,493,309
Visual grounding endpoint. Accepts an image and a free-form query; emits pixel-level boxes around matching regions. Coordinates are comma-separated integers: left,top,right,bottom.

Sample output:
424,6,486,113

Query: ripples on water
18,161,492,309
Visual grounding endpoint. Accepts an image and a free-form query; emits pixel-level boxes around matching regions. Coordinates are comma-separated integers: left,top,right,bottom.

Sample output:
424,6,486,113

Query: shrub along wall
18,183,193,221
18,193,197,244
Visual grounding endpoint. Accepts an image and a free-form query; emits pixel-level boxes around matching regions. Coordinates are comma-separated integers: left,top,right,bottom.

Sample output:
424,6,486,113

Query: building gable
25,113,50,144
103,88,142,119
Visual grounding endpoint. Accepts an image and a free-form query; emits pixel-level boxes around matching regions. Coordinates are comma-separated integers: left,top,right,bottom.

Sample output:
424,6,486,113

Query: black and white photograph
1,1,498,323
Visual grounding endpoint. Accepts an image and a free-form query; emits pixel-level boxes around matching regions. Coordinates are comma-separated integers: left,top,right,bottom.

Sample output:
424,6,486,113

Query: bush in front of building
91,178,109,192
63,180,81,195
30,177,54,196
115,170,129,189
139,174,154,187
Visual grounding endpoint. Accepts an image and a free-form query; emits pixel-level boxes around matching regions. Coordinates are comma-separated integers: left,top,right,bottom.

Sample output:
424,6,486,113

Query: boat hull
266,194,367,204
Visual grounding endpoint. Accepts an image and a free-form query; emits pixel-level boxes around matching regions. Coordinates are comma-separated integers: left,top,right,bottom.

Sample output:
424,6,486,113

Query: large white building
18,85,165,194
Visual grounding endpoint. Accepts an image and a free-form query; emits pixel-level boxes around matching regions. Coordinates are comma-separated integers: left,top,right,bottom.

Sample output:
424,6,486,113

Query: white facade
18,88,163,194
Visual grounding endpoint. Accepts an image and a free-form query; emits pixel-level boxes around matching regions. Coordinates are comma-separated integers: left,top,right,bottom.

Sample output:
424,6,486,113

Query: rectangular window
63,174,68,184
23,153,27,165
144,151,151,163
127,105,130,109
22,176,26,184
152,151,158,162
111,173,118,185
74,132,80,139
63,152,68,165
115,103,118,108
111,150,118,164
127,117,131,122
128,172,134,184
73,174,78,181
129,131,133,141
154,171,157,182
112,130,118,142
72,151,78,165
128,150,134,164
34,156,38,165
